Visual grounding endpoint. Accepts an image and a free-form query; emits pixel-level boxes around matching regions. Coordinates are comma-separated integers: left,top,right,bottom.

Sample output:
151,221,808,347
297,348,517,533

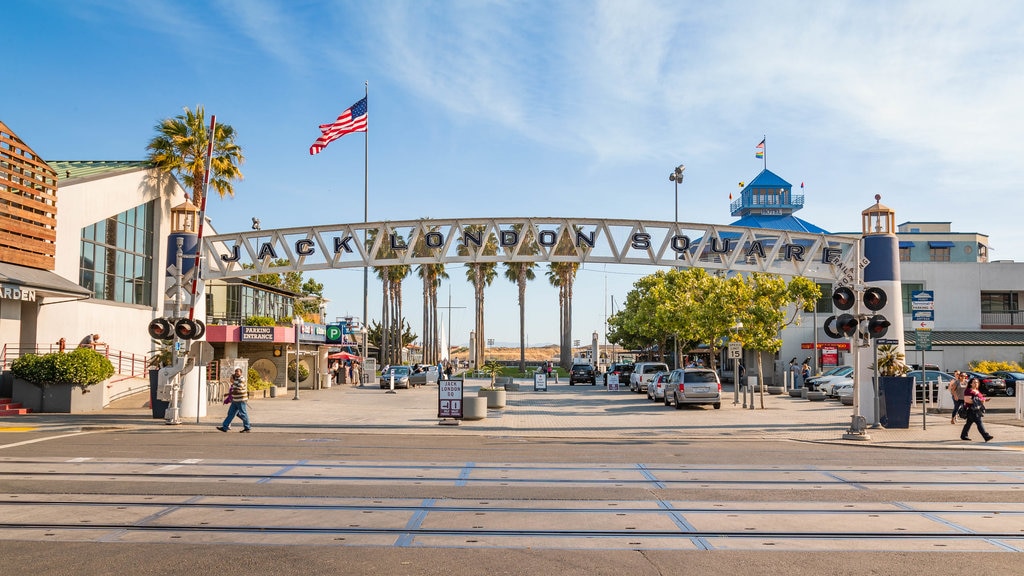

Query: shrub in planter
11,349,115,412
287,360,309,383
247,367,271,396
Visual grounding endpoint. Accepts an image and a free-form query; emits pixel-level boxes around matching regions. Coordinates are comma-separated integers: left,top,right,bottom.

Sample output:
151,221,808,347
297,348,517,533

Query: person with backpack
961,378,993,442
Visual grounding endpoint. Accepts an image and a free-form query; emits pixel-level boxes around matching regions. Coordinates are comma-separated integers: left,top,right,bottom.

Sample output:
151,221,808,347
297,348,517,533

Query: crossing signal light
148,318,173,340
865,315,890,338
832,287,855,310
823,313,859,339
863,287,887,311
174,318,206,340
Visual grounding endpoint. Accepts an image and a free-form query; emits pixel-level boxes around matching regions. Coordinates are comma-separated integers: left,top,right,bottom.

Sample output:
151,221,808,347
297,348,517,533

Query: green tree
146,105,244,206
458,225,498,370
503,225,538,373
668,268,745,372
413,226,447,365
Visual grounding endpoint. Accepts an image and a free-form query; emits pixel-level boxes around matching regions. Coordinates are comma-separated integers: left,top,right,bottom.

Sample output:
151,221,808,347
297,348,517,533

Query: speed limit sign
728,342,742,359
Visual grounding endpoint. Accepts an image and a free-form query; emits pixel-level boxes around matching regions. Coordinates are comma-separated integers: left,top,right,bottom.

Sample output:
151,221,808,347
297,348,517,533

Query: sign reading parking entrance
438,379,463,419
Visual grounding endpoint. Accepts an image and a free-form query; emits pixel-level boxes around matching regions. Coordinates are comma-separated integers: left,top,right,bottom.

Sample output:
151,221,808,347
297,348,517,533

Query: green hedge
11,348,115,392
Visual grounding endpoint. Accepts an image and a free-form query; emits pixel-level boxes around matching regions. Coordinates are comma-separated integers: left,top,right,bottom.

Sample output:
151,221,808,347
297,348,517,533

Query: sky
5,1,1024,348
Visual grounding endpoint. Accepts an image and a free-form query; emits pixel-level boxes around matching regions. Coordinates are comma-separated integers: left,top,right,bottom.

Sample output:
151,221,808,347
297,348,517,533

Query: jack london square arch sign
201,217,860,282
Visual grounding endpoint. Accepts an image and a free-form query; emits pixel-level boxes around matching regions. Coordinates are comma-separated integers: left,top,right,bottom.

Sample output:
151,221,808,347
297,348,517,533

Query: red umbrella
328,351,362,361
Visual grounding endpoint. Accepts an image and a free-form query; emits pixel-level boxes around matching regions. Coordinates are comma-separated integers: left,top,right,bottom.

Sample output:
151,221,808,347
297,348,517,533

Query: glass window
79,200,155,305
929,247,950,262
901,283,924,314
981,292,1018,313
816,283,832,313
899,247,911,261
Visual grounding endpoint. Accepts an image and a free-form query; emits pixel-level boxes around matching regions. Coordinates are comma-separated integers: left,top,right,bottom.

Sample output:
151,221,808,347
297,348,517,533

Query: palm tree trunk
517,270,527,373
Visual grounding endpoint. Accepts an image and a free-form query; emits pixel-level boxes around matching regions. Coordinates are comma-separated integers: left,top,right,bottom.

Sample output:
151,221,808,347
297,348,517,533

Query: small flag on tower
755,139,765,159
309,97,368,155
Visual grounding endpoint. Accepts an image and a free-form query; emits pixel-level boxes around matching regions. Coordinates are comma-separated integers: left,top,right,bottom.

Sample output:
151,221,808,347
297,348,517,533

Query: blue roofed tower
729,169,828,233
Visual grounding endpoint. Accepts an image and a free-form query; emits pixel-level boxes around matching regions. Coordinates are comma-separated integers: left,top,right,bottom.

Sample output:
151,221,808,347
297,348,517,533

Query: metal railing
1,343,148,377
980,311,1024,327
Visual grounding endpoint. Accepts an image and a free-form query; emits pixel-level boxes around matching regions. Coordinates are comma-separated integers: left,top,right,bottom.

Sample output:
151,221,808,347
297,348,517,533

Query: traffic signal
832,287,855,310
824,313,859,338
823,287,889,340
865,315,890,338
148,318,173,340
174,318,206,340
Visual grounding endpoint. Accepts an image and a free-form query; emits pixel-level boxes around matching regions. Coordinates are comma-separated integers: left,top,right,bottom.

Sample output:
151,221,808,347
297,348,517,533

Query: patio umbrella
328,351,362,361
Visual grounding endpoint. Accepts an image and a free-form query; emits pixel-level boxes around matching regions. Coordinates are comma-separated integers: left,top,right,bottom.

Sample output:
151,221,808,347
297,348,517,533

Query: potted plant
247,367,272,398
10,348,115,413
871,344,914,428
478,359,507,408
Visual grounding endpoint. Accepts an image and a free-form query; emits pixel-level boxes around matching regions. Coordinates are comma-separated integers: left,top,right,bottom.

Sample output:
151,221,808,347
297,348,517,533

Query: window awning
0,262,92,300
898,241,915,248
928,241,955,248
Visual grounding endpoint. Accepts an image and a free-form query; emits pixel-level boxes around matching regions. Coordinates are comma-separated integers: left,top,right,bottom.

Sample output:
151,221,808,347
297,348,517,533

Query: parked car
646,371,669,401
379,365,412,389
410,365,439,386
664,368,722,409
990,371,1021,397
569,364,596,385
906,369,955,402
824,377,853,398
962,371,1007,396
820,375,853,397
804,366,853,391
604,363,635,386
630,362,669,393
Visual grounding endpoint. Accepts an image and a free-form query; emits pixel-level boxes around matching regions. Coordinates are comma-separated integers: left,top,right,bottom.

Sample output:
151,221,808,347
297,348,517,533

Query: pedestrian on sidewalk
218,368,252,433
949,371,967,424
960,378,992,442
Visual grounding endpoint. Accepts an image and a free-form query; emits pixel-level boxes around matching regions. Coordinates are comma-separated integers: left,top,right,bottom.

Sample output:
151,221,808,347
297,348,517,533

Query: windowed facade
929,247,950,262
815,282,833,313
981,292,1019,313
79,201,155,305
899,247,911,261
206,280,295,325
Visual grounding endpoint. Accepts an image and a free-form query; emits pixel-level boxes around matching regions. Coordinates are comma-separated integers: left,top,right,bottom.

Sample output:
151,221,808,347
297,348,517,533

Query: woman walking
960,378,993,442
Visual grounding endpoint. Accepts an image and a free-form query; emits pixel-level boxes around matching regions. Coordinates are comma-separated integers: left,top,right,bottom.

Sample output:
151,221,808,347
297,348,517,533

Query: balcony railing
980,311,1024,327
1,343,149,377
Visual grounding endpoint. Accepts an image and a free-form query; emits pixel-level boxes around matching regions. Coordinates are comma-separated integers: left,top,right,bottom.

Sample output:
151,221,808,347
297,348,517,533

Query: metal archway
202,217,859,281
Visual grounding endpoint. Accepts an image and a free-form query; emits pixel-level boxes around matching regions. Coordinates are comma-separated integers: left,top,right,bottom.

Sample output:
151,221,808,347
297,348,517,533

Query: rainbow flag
755,139,765,159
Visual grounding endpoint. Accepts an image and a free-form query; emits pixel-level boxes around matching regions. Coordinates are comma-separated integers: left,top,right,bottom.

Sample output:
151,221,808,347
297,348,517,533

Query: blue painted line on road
821,471,868,490
257,460,309,484
455,462,475,487
395,498,435,547
637,464,665,489
658,500,712,550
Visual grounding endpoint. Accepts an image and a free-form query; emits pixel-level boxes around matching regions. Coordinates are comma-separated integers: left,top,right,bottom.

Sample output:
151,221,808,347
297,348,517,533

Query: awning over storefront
898,241,915,248
928,240,955,248
0,262,92,301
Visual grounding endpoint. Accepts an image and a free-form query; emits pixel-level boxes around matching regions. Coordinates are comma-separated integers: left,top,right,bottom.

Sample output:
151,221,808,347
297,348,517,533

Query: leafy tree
667,268,745,372
458,225,498,369
503,225,538,372
146,105,244,206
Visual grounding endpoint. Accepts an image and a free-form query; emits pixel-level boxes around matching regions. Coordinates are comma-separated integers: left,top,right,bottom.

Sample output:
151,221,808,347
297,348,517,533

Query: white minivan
629,362,669,393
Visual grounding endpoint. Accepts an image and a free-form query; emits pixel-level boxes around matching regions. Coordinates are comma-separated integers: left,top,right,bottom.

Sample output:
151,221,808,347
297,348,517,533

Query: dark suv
569,364,596,385
604,363,634,386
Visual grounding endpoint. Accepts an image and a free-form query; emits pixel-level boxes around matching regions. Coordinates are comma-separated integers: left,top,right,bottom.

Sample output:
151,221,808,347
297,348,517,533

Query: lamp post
360,324,368,386
669,164,685,368
292,315,304,400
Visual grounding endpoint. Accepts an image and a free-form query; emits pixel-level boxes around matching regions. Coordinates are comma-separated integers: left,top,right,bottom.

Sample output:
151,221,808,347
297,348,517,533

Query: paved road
0,379,1021,575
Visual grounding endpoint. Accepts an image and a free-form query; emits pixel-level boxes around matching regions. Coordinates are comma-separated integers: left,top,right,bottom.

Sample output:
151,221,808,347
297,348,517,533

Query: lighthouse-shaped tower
858,195,906,425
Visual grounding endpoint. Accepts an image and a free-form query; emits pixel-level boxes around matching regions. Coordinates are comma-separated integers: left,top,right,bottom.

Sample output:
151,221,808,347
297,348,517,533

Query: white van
629,362,669,393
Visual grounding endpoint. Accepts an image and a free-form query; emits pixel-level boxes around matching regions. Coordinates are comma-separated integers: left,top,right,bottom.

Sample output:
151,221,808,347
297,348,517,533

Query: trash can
879,377,914,429
149,369,169,419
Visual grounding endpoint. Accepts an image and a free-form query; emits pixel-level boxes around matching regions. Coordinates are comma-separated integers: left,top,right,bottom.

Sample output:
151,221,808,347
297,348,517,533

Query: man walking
218,368,252,433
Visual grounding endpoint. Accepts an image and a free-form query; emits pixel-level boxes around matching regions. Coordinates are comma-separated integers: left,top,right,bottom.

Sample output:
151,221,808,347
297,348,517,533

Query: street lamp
669,164,685,368
292,315,304,400
669,164,685,225
359,324,368,386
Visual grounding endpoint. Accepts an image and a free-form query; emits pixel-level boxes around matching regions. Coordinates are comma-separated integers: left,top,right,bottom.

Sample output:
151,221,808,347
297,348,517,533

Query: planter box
788,389,803,397
766,386,785,395
478,388,507,409
463,396,487,420
12,378,105,413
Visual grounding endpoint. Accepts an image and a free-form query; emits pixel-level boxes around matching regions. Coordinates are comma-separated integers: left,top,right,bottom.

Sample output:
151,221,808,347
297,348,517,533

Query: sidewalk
3,377,1021,450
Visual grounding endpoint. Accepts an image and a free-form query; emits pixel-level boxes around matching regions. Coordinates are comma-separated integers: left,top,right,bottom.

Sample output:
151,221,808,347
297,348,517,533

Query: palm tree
146,105,245,206
458,225,498,370
413,226,448,365
503,225,538,373
547,228,584,369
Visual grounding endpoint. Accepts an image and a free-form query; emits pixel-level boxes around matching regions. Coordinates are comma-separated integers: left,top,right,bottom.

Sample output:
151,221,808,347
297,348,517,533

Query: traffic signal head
174,318,206,340
148,318,173,340
863,287,887,311
832,287,855,311
824,314,860,339
865,315,890,338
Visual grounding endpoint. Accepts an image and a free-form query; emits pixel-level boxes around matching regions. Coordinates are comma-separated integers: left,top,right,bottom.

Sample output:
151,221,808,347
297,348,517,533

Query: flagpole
762,134,767,170
362,81,369,380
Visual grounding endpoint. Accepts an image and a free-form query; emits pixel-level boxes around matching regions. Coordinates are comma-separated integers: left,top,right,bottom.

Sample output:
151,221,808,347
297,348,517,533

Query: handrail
1,343,149,378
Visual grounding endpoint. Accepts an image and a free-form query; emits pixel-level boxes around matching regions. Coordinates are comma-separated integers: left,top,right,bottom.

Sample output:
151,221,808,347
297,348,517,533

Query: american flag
309,97,367,155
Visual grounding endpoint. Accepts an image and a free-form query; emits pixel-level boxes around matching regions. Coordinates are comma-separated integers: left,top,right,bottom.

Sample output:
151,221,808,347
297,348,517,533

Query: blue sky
6,1,1024,347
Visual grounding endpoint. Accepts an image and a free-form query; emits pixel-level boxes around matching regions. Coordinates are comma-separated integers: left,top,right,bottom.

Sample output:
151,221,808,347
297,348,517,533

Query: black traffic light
174,318,206,340
832,287,855,310
865,315,890,338
823,287,889,340
824,313,859,338
863,287,887,311
148,318,173,340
